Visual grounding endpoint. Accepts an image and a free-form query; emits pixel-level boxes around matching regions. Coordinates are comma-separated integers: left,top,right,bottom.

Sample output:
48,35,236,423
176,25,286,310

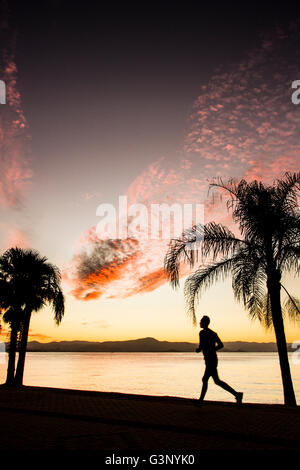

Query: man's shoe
236,392,243,406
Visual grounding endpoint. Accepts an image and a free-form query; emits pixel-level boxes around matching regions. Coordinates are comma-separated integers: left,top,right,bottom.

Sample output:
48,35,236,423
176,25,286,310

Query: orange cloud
133,267,168,294
67,235,142,300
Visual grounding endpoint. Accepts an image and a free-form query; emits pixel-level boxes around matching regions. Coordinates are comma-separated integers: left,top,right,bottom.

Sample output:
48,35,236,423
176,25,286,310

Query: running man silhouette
195,315,243,406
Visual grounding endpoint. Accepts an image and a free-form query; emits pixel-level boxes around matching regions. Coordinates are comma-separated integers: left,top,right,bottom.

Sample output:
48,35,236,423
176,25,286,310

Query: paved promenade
0,385,299,453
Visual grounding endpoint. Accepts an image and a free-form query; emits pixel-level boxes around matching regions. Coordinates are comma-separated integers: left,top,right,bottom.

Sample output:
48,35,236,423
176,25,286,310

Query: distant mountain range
4,337,293,352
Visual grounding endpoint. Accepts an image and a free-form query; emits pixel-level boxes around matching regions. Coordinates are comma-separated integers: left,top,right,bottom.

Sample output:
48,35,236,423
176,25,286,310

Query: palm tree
164,172,300,406
0,249,26,385
0,307,23,385
0,247,65,386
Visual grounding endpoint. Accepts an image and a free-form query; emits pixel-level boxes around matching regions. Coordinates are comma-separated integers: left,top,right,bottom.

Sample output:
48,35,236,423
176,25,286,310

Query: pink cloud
0,223,29,251
0,22,32,209
5,227,29,249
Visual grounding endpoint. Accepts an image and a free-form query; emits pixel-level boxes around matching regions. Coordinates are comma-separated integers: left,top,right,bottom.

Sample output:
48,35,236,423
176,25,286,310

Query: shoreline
4,347,290,354
0,383,296,408
0,384,299,452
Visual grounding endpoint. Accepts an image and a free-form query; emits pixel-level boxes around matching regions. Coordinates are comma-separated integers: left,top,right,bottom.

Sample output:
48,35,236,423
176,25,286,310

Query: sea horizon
1,351,299,405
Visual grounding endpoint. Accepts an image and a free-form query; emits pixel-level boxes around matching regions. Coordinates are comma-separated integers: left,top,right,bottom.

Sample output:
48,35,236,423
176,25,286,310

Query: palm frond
261,293,273,329
52,290,65,325
164,225,204,288
201,222,249,259
275,172,300,212
246,293,274,330
164,238,191,288
209,177,247,208
164,222,248,288
280,283,300,324
232,250,267,328
283,296,300,323
184,257,236,324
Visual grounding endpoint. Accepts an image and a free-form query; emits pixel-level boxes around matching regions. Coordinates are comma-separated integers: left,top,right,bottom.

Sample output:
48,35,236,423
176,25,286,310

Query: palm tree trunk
14,310,31,386
6,322,18,385
268,276,296,406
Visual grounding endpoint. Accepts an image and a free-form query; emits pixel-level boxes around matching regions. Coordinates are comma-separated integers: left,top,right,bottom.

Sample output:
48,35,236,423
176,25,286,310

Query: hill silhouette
3,337,292,352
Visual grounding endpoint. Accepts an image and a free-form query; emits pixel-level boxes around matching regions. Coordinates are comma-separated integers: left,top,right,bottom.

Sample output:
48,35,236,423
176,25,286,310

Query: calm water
1,352,300,404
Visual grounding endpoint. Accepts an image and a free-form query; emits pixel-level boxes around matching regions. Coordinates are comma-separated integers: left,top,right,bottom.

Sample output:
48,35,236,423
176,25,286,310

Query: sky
0,1,300,344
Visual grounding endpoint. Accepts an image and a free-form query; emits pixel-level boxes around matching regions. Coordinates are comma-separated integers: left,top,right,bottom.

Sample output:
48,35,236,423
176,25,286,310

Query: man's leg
198,370,210,402
212,370,238,397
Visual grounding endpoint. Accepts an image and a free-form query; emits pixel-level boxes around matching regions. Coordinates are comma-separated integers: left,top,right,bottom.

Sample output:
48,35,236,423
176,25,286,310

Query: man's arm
195,332,202,353
215,334,223,351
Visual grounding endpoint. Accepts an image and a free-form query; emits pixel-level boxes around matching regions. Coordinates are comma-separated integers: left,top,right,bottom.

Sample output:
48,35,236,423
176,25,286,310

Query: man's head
200,315,210,328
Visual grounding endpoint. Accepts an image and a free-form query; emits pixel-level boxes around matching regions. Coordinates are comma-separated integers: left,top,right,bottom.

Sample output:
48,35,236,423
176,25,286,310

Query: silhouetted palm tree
0,249,27,385
0,307,23,385
0,247,65,386
164,172,300,406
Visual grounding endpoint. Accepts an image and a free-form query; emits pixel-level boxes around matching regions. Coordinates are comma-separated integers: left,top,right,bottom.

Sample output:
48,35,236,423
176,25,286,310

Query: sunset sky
0,1,300,345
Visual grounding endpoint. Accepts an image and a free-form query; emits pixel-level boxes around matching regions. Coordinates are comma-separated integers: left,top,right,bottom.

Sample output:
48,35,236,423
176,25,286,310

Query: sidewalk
0,385,299,451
